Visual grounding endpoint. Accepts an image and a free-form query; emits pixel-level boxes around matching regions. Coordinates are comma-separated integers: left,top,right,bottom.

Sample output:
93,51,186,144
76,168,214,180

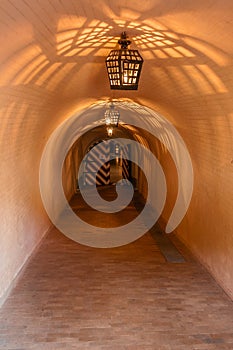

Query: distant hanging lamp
104,102,120,126
105,32,144,90
106,126,113,137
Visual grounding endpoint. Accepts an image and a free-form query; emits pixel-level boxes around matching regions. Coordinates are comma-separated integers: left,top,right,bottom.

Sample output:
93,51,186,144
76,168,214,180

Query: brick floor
0,188,233,349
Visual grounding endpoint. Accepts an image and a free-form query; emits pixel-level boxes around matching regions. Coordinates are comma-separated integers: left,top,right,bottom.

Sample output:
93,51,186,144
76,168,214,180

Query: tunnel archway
39,100,193,247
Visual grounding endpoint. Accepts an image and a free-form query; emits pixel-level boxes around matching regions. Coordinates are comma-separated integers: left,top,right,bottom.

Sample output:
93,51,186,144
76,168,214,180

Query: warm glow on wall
0,11,230,99
56,17,113,57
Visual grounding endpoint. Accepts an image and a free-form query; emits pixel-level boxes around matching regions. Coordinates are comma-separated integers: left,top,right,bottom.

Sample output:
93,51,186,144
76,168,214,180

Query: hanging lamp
105,32,143,90
104,102,120,126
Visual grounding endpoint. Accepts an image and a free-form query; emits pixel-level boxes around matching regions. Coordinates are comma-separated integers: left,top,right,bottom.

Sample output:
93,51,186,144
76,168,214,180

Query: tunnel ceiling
1,0,233,129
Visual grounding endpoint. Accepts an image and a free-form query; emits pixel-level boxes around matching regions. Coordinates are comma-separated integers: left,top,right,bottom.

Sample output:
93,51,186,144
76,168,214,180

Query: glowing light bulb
107,127,113,137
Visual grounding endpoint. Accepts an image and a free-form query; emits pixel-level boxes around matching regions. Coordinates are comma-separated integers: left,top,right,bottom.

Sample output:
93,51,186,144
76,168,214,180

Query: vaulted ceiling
1,0,233,124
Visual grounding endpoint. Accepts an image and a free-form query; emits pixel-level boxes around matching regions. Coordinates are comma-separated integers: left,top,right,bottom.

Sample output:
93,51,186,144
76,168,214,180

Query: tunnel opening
40,100,193,248
75,125,135,189
62,122,148,229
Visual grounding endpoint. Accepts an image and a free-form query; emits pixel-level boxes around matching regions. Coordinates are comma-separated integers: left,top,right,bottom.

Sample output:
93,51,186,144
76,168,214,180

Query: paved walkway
0,188,233,349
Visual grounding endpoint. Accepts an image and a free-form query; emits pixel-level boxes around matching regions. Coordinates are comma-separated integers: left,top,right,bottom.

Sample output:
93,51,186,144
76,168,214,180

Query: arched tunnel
0,1,233,348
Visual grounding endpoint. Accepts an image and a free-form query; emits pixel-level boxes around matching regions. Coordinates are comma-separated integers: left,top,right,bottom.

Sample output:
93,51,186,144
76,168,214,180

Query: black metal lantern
105,32,143,90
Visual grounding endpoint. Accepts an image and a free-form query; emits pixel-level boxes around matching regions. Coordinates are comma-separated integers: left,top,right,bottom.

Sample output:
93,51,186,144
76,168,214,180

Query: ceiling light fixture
105,32,143,90
107,126,113,137
104,102,120,126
